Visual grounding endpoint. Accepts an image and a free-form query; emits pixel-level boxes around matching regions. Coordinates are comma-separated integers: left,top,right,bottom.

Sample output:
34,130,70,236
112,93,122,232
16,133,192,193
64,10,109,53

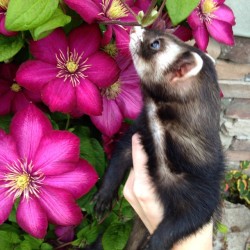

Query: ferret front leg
94,124,137,216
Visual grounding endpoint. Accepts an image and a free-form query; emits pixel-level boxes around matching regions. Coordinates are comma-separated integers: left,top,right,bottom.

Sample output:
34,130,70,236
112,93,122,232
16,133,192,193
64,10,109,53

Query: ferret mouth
129,26,145,56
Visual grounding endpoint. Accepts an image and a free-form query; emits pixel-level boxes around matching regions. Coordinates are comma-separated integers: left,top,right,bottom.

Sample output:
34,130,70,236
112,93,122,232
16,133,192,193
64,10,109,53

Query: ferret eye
150,40,160,50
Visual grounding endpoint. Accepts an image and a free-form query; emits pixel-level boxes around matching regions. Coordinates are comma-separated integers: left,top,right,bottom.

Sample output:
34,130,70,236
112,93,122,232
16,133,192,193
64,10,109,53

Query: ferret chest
146,101,175,180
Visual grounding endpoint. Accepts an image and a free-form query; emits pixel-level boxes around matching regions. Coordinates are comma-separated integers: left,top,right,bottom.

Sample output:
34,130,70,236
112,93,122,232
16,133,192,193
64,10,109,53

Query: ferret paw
93,189,114,218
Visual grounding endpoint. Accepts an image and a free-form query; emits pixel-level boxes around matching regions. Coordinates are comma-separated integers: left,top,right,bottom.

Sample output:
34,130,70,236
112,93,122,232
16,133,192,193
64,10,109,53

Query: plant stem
65,114,70,130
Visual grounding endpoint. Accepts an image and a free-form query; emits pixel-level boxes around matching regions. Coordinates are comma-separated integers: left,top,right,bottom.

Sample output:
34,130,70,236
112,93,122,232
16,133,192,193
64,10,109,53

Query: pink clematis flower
187,0,235,51
0,104,98,238
16,24,120,117
0,63,40,115
0,0,17,36
64,0,150,57
90,55,142,136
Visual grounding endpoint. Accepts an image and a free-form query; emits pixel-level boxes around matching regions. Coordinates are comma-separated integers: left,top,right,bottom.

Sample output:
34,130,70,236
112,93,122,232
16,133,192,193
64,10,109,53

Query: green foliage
223,161,250,207
74,125,106,177
30,8,71,41
0,35,24,62
6,0,59,31
102,222,132,250
166,0,200,25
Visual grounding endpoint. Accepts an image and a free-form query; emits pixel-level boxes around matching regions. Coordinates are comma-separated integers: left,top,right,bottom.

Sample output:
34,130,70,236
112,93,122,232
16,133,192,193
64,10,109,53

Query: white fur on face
153,42,182,81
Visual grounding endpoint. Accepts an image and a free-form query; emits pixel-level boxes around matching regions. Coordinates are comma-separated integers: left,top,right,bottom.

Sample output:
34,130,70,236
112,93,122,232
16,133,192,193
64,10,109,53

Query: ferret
94,26,224,250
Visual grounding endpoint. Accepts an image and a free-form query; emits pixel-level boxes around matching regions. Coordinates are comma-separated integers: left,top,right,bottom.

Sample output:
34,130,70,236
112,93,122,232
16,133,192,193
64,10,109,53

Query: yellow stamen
104,0,129,19
102,81,121,99
16,174,30,190
66,61,78,73
202,0,218,14
11,83,21,92
103,42,118,57
0,0,9,9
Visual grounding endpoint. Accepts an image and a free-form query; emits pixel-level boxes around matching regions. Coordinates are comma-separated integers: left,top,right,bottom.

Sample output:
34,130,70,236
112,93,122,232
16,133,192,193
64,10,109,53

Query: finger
132,133,148,179
124,169,154,233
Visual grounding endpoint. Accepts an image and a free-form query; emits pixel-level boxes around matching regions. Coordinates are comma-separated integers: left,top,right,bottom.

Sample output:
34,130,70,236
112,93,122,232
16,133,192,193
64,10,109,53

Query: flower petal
30,29,68,64
10,104,52,160
117,86,142,119
0,130,19,168
0,63,17,81
192,25,209,51
43,159,98,199
0,15,17,36
101,25,113,47
0,90,13,115
75,79,102,116
39,186,83,225
41,78,76,113
86,51,120,87
55,225,74,242
16,60,58,92
11,92,31,113
113,26,131,57
187,9,203,29
206,19,234,46
91,98,123,136
69,24,102,58
213,4,236,25
0,189,14,224
64,0,101,23
16,197,48,239
33,130,80,175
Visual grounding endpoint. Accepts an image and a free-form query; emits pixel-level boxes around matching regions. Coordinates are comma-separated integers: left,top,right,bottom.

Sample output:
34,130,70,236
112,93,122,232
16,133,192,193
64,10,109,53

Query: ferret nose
130,26,143,34
130,27,136,34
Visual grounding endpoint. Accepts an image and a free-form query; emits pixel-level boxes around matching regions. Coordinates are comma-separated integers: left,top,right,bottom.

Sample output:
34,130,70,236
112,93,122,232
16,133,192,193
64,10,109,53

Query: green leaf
0,114,12,131
217,222,228,234
0,231,21,245
6,0,59,31
166,0,200,25
240,161,250,170
102,222,132,250
15,241,33,250
77,223,100,245
30,8,71,41
23,235,43,249
137,9,159,27
0,35,24,62
74,126,106,177
0,223,20,234
40,243,53,250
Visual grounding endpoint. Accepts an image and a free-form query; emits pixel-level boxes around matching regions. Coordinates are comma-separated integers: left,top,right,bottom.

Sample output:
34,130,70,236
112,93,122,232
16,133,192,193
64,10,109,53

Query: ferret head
129,27,209,100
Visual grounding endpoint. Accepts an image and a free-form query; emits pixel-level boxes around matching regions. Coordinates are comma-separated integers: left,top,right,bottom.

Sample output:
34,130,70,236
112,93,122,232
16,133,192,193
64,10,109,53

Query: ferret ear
171,51,203,83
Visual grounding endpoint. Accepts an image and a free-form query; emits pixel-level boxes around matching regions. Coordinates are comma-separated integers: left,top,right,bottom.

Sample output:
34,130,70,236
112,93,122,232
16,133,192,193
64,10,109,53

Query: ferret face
129,27,182,82
129,27,204,99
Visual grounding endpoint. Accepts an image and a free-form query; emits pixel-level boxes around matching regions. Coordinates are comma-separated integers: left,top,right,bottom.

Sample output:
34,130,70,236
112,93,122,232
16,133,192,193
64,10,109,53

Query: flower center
103,42,118,57
102,0,129,20
56,48,91,87
101,81,121,99
199,0,218,23
16,174,30,190
3,158,44,200
11,83,22,92
202,0,218,14
66,61,79,73
0,0,9,10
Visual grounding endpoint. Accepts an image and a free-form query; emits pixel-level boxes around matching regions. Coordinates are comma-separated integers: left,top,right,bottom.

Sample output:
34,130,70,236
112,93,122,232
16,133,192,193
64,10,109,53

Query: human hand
123,133,213,250
123,133,164,234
